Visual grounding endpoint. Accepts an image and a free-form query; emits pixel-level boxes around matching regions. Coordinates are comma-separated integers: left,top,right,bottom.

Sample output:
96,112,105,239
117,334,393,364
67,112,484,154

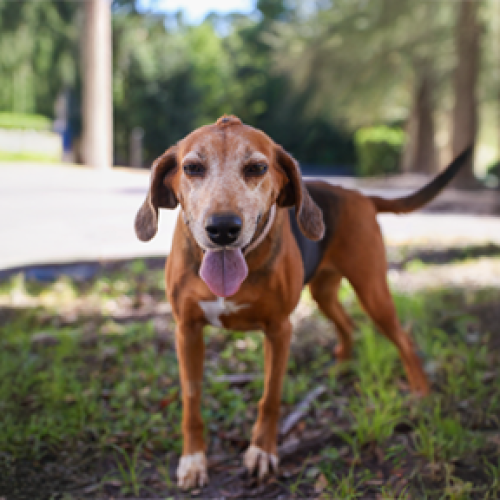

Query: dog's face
175,117,285,252
135,116,324,250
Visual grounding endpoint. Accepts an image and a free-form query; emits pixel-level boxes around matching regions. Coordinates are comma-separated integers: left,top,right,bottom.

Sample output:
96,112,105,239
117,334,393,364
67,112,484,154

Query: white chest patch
199,297,250,327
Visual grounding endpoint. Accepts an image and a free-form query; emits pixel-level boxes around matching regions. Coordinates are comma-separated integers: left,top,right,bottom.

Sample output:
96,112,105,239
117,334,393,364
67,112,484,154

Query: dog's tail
370,146,473,214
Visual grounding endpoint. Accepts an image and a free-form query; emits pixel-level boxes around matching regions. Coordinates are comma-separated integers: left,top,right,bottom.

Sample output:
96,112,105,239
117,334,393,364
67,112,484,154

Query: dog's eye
244,163,268,177
183,163,205,177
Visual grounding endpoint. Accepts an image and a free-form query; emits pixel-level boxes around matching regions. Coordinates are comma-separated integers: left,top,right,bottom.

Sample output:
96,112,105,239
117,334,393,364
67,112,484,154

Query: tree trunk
451,0,480,187
82,0,113,170
402,71,438,174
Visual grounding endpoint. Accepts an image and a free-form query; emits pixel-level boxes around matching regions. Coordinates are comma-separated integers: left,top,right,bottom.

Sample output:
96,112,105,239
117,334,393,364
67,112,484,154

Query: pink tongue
199,248,248,297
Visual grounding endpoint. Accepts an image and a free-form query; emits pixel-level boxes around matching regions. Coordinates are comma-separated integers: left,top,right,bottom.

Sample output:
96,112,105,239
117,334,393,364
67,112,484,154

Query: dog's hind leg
343,261,430,395
323,210,430,395
309,269,354,361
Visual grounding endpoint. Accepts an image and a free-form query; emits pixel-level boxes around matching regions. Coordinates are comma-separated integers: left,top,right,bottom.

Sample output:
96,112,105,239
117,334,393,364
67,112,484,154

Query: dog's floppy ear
135,147,178,242
275,146,325,241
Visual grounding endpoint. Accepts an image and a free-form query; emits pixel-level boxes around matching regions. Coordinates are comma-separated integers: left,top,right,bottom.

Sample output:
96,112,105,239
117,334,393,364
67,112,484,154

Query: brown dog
135,115,470,489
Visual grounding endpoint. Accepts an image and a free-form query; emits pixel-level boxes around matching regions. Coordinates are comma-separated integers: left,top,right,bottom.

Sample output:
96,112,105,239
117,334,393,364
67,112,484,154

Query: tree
221,1,355,166
111,13,236,165
110,3,355,167
83,0,113,169
402,69,438,174
271,0,455,173
451,0,481,186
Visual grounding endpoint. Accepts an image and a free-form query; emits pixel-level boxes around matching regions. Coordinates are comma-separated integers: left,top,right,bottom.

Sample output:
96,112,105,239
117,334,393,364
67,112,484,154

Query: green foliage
222,13,356,166
111,9,356,166
0,0,79,117
0,0,495,175
272,0,455,128
414,400,484,463
354,125,405,176
112,14,204,163
486,159,500,177
0,112,51,131
0,0,356,168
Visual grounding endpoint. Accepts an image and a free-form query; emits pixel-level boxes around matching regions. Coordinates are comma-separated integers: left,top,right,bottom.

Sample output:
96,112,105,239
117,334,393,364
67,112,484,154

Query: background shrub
354,126,405,176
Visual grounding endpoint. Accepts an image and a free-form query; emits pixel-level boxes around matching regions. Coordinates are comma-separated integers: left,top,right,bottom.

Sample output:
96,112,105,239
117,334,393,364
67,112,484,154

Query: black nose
205,213,242,246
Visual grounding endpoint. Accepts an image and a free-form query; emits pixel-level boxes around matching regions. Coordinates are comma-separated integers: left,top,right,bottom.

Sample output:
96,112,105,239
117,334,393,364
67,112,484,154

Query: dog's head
135,115,324,296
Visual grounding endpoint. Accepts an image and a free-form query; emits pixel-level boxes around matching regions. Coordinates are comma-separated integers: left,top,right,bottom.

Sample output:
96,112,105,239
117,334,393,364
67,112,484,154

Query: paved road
1,163,177,270
1,162,500,271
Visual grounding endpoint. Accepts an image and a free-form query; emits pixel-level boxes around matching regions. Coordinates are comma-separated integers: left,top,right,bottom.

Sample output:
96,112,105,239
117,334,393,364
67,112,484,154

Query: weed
287,454,312,497
322,463,373,499
414,399,484,463
111,442,144,497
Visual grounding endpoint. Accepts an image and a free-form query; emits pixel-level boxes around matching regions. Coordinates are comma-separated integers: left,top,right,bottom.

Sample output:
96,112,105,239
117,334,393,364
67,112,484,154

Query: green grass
414,400,485,463
0,112,52,131
0,317,181,457
0,151,60,163
0,258,499,498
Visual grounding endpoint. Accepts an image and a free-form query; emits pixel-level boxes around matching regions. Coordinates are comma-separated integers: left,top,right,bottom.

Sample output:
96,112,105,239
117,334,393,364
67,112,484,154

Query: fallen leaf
306,466,321,479
315,473,328,494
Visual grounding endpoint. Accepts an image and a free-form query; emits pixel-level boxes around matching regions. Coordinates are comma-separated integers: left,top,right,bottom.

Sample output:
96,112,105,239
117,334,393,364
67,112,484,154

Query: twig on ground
212,373,260,385
279,429,333,459
279,385,327,438
111,302,172,323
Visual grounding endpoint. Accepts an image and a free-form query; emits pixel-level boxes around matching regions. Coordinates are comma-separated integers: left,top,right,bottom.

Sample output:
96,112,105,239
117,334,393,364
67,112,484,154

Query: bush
486,159,500,178
0,112,52,132
484,159,500,188
354,126,405,176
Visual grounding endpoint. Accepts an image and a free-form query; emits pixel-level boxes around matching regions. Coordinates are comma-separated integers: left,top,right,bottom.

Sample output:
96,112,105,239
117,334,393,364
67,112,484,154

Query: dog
135,115,471,489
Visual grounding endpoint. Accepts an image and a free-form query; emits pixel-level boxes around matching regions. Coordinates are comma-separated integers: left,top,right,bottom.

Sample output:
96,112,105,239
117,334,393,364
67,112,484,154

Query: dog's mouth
199,247,248,298
185,212,250,298
196,208,274,298
198,225,261,298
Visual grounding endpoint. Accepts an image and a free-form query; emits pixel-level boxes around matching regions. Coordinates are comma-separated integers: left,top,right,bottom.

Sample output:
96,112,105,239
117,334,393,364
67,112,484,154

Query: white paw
244,445,279,479
177,452,209,490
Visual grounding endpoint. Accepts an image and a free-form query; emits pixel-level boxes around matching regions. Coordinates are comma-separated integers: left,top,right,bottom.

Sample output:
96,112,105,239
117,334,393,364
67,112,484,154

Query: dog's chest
198,297,250,327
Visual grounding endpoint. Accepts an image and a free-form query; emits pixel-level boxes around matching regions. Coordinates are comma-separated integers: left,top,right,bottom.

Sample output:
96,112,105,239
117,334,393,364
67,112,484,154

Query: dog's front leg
244,318,292,479
175,322,208,489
